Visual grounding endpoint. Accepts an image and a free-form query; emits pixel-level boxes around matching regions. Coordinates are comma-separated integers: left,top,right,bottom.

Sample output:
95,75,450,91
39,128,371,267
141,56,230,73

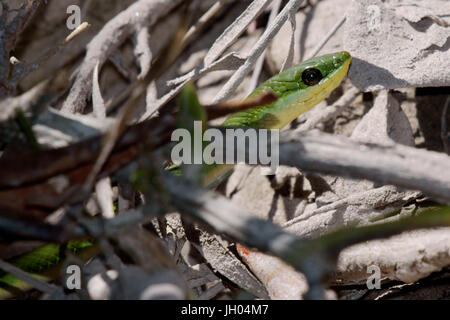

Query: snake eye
301,68,323,86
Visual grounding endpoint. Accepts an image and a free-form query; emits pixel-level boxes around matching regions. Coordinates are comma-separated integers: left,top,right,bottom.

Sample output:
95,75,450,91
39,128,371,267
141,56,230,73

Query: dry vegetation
0,0,449,300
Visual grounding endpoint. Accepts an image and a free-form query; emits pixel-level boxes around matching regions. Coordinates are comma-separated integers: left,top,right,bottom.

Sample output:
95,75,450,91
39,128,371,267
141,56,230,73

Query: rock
227,164,304,224
344,0,450,91
351,90,415,147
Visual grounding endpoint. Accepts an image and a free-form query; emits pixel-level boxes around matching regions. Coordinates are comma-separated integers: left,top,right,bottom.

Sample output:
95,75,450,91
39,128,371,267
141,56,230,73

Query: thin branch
0,115,175,188
0,80,48,122
247,0,283,95
62,0,184,113
203,0,273,66
92,61,106,119
280,10,297,72
213,0,306,103
161,172,450,299
92,62,115,219
140,52,246,121
140,0,274,121
0,259,57,295
134,26,152,80
82,85,149,195
276,130,450,203
181,0,234,48
10,22,90,89
207,127,450,203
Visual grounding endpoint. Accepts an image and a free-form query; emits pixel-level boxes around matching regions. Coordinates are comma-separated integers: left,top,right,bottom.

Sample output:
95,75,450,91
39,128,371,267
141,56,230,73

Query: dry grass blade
1,0,449,301
247,0,283,94
134,26,152,80
0,116,174,188
182,0,233,46
280,10,297,71
203,0,273,66
213,0,306,103
92,61,106,119
141,52,246,121
62,0,184,113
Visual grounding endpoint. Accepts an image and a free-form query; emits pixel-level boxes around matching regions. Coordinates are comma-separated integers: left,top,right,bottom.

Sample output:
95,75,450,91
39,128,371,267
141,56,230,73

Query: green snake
0,51,351,299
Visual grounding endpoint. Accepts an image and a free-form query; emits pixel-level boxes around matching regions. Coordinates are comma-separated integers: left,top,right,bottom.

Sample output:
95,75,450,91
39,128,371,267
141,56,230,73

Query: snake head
257,51,352,97
224,52,352,129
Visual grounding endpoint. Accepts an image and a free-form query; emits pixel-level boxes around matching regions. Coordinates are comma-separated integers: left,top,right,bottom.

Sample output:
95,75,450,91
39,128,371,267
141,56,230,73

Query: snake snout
332,51,352,68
